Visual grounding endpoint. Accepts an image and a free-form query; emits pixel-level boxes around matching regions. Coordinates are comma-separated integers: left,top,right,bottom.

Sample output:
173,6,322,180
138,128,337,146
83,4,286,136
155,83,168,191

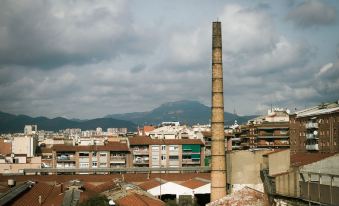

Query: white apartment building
24,125,37,135
12,136,37,157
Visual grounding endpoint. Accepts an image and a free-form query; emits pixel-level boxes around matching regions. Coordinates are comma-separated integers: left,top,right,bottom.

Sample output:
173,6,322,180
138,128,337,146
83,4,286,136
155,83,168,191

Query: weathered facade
289,102,339,154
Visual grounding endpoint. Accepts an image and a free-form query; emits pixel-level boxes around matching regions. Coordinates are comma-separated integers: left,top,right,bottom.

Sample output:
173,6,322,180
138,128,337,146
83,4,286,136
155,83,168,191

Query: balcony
306,122,318,129
133,157,149,165
182,159,200,164
132,149,149,155
169,150,179,155
168,160,179,166
306,134,318,140
57,156,76,162
110,156,126,164
306,144,319,150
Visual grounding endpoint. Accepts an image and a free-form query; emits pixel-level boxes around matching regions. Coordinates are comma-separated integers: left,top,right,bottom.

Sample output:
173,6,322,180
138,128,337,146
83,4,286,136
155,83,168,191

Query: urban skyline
0,0,338,119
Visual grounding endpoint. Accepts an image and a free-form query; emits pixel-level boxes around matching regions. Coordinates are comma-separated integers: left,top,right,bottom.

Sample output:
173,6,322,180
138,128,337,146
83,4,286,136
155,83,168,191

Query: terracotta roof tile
180,179,208,189
115,193,165,206
138,179,161,190
8,182,56,206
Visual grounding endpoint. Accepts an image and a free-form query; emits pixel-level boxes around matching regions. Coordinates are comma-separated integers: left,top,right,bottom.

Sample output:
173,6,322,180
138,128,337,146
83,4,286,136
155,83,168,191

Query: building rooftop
115,193,165,206
294,102,339,118
129,136,204,146
290,153,337,167
138,179,162,191
52,142,129,152
207,186,267,206
180,178,209,189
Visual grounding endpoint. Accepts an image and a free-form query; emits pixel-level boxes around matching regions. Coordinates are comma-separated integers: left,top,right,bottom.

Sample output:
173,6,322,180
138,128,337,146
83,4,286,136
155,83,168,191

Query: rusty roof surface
291,152,337,167
115,193,165,206
52,142,129,152
129,136,204,145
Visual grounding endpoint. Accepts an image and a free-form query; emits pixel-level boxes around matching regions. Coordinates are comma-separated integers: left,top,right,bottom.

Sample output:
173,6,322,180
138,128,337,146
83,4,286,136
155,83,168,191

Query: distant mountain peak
106,100,256,126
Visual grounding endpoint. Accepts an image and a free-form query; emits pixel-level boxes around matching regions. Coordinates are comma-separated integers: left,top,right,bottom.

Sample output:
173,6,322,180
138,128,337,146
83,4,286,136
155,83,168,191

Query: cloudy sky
0,0,338,119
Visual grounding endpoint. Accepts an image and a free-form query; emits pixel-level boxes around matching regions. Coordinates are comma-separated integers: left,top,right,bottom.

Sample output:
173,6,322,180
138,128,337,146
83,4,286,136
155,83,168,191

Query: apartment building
24,125,37,135
129,136,205,168
148,125,198,140
12,136,38,157
290,101,339,154
52,142,130,170
239,108,290,149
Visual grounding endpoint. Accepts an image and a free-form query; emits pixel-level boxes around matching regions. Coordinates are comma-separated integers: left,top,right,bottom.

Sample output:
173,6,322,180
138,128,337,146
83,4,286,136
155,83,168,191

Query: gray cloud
0,0,154,69
286,0,336,28
0,1,338,118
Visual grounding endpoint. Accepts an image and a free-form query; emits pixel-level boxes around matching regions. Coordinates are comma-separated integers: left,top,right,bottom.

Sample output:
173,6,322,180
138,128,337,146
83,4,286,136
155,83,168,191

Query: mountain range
0,100,256,133
0,112,136,133
106,100,256,126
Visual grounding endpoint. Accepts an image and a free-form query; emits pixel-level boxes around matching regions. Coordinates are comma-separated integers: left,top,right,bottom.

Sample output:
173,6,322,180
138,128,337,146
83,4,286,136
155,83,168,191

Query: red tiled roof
291,153,337,167
129,136,204,146
52,142,129,152
0,173,211,186
9,182,57,206
180,178,209,189
115,193,165,206
144,126,156,133
138,179,161,190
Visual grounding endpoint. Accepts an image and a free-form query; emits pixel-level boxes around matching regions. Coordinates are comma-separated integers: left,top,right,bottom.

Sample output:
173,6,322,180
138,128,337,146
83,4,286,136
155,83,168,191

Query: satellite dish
313,130,318,135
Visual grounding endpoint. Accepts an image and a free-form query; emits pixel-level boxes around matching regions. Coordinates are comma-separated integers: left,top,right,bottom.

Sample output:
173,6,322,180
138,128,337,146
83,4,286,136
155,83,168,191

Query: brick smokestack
210,21,227,201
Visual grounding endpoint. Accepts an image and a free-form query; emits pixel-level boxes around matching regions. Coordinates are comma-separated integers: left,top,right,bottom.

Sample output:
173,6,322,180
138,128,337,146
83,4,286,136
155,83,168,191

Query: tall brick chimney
210,21,227,201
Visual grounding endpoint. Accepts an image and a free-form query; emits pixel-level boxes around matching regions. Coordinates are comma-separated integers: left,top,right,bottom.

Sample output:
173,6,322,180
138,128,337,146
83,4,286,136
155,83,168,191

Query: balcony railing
132,150,149,155
306,122,318,129
57,156,76,162
306,144,319,150
182,159,200,164
168,160,179,166
110,156,126,163
133,160,149,164
306,134,318,139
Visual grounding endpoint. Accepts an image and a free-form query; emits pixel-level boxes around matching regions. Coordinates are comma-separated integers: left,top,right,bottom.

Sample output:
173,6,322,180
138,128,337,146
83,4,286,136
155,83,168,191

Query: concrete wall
275,169,299,197
226,150,269,188
12,136,37,157
268,150,290,176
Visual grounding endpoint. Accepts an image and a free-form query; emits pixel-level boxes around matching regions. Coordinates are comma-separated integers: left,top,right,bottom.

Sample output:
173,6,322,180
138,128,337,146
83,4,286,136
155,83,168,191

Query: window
169,156,178,160
161,155,166,160
79,163,89,168
99,162,107,167
100,153,107,157
92,161,97,167
161,145,166,151
169,145,178,151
